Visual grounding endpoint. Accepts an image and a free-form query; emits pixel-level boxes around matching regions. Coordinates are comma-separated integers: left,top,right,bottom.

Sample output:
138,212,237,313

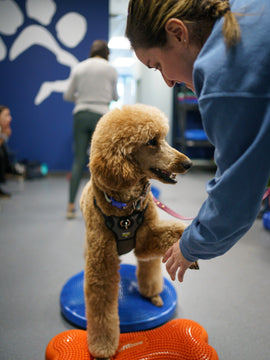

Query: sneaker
66,208,76,219
0,188,11,198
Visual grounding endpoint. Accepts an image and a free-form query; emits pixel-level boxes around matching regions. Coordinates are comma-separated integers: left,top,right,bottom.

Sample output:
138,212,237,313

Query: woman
126,0,270,281
64,40,119,219
0,105,12,198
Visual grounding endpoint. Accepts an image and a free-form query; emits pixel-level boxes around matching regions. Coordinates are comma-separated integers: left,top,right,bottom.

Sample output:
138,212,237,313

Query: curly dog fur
80,104,193,359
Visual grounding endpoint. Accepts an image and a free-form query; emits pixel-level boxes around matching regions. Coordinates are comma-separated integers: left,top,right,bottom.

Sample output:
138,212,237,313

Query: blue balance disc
60,264,177,332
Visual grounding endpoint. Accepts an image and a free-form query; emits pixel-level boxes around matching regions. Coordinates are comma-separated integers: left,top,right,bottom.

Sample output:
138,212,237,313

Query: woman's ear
165,18,189,45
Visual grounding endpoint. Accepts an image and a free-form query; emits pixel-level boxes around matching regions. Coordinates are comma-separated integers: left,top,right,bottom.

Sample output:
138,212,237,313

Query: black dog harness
93,198,148,255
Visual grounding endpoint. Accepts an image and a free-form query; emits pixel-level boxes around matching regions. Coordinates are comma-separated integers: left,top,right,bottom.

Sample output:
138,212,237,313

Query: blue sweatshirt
180,0,270,261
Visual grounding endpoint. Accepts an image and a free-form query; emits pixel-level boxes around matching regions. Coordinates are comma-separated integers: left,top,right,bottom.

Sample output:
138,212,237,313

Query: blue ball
263,211,270,230
151,185,160,199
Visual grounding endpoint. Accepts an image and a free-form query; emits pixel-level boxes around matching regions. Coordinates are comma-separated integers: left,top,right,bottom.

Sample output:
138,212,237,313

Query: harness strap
94,198,148,255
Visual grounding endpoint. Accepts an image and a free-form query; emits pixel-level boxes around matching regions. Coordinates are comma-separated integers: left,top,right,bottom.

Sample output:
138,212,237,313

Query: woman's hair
0,105,8,114
126,0,241,49
89,40,109,59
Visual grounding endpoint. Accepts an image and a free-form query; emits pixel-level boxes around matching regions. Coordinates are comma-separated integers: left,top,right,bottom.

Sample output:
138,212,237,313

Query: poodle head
90,104,192,191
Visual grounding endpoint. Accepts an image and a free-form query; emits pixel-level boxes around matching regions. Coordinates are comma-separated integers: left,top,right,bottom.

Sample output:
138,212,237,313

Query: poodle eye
147,138,158,146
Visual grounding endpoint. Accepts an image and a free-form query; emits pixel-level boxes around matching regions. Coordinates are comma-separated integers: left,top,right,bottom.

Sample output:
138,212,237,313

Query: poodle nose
182,159,193,170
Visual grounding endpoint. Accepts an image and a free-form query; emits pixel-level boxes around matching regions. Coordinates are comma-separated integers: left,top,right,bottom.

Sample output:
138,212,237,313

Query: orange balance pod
45,318,219,360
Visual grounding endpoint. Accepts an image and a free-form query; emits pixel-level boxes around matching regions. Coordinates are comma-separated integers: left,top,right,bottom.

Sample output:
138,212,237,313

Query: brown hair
126,0,241,49
0,105,8,114
89,40,109,60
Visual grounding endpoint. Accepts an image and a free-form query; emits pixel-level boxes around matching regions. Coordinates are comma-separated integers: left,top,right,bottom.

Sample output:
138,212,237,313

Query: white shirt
64,57,119,115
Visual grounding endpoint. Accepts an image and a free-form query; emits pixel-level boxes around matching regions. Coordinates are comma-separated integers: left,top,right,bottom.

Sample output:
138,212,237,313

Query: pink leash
263,188,270,205
154,187,270,221
153,196,194,221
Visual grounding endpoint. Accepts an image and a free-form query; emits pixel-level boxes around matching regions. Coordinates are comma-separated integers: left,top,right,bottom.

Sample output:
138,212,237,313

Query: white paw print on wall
0,0,87,105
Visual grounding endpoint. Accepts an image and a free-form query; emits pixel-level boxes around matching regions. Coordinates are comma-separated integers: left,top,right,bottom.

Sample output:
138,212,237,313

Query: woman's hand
162,240,193,282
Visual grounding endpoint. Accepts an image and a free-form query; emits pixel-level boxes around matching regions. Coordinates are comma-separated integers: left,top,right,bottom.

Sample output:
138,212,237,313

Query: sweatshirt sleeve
180,95,270,261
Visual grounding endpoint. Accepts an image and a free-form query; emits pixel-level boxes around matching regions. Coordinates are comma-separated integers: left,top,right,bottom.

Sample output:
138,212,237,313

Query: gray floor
0,169,270,360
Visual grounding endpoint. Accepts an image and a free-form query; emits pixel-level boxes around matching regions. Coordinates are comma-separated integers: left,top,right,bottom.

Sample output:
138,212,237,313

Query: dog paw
150,294,163,307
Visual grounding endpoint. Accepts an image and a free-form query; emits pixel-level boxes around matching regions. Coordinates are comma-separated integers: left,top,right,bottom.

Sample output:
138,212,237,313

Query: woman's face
0,108,12,128
135,20,200,91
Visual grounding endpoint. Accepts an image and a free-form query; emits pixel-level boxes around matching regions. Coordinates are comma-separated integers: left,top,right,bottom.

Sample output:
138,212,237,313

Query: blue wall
0,0,109,171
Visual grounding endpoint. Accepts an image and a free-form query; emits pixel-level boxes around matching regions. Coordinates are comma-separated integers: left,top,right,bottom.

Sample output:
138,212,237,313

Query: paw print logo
0,0,87,105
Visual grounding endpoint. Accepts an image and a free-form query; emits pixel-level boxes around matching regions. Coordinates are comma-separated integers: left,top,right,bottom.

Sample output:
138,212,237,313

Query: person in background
64,40,119,219
126,0,270,281
0,105,13,198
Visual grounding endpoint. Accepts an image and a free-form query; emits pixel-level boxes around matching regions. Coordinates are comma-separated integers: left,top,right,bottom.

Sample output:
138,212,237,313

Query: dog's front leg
135,221,191,307
136,219,186,259
135,220,198,270
136,258,164,306
84,241,120,359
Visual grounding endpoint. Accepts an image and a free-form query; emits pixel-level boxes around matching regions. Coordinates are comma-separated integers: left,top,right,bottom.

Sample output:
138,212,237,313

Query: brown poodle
80,103,196,359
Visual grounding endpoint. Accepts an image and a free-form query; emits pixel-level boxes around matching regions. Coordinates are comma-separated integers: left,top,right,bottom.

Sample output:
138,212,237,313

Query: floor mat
45,318,219,359
60,264,177,332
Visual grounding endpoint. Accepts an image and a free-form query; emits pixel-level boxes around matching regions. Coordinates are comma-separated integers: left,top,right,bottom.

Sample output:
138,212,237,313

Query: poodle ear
90,150,139,191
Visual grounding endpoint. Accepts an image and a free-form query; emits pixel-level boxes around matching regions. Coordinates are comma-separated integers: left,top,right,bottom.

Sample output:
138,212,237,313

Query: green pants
69,110,102,204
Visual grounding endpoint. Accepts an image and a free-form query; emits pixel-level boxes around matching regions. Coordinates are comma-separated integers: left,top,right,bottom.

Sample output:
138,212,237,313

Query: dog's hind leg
136,258,164,307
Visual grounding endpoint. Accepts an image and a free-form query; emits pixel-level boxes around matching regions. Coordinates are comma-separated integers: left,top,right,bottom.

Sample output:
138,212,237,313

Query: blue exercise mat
60,263,177,332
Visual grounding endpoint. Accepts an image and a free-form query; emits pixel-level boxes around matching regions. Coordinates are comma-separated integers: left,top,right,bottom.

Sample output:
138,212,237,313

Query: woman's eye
147,138,158,146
